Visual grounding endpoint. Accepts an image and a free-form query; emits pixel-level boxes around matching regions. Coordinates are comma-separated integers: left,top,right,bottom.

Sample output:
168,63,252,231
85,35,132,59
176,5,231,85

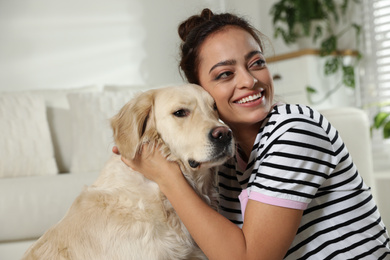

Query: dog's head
111,84,234,172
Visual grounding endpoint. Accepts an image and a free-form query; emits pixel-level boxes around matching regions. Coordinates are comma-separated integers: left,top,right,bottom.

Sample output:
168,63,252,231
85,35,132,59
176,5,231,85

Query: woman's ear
111,90,156,160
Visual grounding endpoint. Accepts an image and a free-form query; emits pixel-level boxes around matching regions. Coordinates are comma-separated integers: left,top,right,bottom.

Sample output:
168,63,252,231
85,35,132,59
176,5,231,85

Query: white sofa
0,85,150,260
0,86,388,260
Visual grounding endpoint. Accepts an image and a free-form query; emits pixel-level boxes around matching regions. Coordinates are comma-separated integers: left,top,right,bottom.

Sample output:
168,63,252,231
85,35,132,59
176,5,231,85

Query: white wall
0,0,226,91
0,0,142,90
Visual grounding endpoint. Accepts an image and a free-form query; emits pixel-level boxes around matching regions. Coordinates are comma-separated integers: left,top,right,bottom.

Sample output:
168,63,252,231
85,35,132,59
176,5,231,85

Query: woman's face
198,26,274,130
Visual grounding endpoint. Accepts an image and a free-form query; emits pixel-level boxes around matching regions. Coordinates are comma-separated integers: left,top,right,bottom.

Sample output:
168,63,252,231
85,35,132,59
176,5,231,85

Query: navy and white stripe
218,104,390,259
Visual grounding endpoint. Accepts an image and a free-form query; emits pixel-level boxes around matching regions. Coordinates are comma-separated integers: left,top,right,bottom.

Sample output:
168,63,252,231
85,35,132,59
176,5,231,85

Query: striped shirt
218,104,390,259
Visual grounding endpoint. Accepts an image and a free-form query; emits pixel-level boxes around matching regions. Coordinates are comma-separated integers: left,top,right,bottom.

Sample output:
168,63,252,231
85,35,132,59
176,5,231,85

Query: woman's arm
120,146,303,260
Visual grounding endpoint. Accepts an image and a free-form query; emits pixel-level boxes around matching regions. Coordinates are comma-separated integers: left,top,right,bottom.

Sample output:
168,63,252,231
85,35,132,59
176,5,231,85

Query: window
361,0,390,172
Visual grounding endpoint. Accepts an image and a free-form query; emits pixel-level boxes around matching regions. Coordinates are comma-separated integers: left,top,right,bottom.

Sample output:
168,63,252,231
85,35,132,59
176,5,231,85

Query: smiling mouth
234,92,263,104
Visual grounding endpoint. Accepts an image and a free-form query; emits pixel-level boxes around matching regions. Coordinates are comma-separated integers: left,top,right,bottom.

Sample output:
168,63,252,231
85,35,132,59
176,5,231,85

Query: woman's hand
112,145,182,187
112,146,120,155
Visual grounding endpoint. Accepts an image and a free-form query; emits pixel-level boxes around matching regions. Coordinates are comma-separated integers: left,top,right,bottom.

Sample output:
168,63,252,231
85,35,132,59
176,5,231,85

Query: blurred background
0,0,389,258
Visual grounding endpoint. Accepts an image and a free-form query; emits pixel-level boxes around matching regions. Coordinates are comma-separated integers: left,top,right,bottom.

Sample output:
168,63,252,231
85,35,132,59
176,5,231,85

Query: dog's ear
111,90,157,160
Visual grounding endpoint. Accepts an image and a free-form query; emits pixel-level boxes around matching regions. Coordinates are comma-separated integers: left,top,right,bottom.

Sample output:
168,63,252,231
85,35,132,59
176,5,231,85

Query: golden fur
22,84,234,260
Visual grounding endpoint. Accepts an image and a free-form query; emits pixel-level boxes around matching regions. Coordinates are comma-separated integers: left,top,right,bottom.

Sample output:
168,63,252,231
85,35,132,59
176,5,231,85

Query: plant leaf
352,23,362,47
374,112,390,129
306,86,317,94
274,27,284,38
341,0,349,15
325,57,340,75
313,25,323,43
356,51,363,61
383,121,390,139
352,23,362,36
306,85,317,105
285,6,296,33
323,0,339,23
342,65,355,88
270,3,282,25
320,35,337,56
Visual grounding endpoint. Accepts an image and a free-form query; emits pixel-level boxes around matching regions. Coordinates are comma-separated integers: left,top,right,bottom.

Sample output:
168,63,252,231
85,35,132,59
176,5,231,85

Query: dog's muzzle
188,126,233,169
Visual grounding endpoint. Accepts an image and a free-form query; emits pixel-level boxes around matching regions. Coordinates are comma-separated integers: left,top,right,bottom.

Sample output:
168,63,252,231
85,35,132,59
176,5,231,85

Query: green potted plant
372,104,390,139
270,0,362,104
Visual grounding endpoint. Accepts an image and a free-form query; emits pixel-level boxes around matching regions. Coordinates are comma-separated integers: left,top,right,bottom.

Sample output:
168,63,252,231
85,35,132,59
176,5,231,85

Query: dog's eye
173,109,190,117
213,102,217,110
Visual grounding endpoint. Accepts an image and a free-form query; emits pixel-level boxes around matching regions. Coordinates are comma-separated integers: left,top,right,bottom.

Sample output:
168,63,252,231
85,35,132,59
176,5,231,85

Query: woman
116,9,390,259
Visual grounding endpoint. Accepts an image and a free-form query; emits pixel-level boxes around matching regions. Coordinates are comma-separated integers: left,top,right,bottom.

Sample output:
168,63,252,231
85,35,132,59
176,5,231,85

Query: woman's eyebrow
209,59,236,74
245,50,262,61
208,50,263,74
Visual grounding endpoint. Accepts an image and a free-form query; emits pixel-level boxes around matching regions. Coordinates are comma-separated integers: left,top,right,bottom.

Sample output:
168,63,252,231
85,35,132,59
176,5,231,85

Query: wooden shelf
266,48,359,63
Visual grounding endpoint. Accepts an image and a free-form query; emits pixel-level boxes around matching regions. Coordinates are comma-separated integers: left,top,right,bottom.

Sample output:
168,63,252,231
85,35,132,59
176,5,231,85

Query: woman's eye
173,109,190,117
215,71,233,80
251,59,266,68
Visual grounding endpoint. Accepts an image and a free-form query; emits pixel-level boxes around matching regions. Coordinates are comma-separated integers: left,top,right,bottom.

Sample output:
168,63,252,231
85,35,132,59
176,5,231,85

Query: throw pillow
0,94,58,178
67,90,140,173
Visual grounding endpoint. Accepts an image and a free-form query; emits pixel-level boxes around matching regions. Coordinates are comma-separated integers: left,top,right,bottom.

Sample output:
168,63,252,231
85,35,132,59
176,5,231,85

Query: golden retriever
22,84,234,260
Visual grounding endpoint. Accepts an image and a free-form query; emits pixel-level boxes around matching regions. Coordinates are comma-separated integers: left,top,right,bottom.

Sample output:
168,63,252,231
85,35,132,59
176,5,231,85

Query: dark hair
178,8,265,84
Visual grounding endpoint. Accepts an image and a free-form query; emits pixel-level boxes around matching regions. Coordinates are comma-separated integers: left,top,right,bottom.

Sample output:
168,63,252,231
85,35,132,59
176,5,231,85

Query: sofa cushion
67,90,140,173
28,85,101,173
0,172,99,242
0,240,36,260
0,94,58,178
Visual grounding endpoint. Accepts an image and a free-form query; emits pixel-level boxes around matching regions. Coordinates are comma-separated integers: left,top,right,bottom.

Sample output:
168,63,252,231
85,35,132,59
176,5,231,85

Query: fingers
119,143,150,169
112,146,120,155
114,142,164,172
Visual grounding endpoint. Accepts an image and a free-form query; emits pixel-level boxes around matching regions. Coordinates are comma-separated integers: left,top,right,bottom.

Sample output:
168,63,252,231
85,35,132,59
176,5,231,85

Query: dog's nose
209,126,232,144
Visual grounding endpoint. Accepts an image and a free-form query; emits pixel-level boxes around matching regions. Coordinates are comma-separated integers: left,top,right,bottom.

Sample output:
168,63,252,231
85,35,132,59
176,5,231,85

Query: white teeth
236,92,262,104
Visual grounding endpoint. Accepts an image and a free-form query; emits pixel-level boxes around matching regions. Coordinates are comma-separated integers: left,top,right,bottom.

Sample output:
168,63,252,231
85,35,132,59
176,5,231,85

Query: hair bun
178,8,214,42
200,8,213,20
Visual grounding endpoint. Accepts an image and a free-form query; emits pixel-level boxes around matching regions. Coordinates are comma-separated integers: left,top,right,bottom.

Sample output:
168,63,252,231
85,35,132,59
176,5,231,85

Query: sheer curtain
361,0,390,172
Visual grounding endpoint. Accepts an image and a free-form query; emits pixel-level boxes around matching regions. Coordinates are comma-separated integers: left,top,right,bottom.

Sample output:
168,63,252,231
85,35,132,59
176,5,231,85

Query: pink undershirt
235,149,308,219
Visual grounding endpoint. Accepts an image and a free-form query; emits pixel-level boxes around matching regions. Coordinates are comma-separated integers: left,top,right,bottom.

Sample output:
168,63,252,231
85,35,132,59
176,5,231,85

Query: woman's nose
237,69,256,89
